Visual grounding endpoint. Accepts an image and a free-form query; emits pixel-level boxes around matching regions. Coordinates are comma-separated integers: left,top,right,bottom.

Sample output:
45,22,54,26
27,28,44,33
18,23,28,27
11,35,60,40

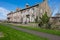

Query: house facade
50,13,60,25
7,0,51,24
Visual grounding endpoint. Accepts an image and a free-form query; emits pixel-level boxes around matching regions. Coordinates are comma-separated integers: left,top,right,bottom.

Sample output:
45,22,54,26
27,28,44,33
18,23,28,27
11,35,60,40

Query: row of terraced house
7,0,51,24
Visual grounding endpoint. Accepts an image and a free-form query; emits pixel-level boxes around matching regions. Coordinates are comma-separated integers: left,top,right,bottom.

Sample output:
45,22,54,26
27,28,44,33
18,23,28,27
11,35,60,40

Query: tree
40,12,50,24
51,1,56,16
38,12,51,29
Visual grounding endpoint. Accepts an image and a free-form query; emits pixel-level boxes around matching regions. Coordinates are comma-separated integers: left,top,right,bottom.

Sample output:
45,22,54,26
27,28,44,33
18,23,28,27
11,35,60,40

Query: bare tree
57,3,60,13
50,1,56,16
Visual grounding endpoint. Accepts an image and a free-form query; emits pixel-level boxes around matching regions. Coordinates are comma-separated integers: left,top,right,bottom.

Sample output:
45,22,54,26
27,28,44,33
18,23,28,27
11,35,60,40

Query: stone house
51,13,60,25
7,0,51,24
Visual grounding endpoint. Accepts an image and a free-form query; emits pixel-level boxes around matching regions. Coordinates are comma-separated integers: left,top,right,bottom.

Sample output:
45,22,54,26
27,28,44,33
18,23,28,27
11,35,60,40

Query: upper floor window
27,9,29,11
40,9,43,13
32,8,34,10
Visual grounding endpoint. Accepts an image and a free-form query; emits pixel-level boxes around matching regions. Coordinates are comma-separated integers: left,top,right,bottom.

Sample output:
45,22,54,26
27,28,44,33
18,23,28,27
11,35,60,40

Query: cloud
0,7,10,20
52,7,59,16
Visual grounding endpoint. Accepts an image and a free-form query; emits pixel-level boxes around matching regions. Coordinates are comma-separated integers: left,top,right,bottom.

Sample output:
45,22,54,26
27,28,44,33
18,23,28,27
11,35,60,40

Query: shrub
39,12,51,29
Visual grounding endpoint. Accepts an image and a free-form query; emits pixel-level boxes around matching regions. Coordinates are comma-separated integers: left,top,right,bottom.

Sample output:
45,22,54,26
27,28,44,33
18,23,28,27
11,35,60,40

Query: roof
56,13,60,15
7,4,39,15
7,1,46,15
51,16,60,18
20,4,39,11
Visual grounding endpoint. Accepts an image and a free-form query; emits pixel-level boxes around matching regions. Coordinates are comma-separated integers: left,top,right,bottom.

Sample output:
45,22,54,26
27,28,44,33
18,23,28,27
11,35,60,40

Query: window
59,20,60,22
26,14,30,18
40,9,43,13
27,9,29,11
32,8,34,10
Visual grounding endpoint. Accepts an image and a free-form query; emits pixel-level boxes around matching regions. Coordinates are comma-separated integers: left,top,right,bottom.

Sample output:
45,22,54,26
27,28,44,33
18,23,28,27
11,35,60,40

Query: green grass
17,26,60,36
8,23,60,36
0,23,48,40
18,26,60,36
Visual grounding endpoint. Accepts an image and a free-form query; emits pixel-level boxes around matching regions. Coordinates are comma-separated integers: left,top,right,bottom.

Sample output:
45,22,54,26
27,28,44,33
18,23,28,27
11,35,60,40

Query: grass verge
0,23,48,40
18,26,60,36
8,23,60,36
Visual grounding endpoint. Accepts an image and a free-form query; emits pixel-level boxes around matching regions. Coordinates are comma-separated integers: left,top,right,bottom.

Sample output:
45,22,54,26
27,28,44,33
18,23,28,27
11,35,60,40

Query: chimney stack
16,8,21,11
26,3,30,8
43,0,47,2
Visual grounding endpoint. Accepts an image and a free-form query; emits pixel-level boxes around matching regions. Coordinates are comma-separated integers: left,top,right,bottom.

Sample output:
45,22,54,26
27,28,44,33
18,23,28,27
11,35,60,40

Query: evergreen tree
39,12,51,29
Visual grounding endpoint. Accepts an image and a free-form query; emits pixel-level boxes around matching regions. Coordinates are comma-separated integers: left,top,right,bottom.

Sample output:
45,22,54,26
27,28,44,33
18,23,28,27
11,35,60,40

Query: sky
0,0,60,20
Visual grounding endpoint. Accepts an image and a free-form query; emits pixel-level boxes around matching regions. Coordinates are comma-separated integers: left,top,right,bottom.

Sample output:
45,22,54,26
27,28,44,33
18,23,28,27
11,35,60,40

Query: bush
39,12,51,29
38,22,43,27
45,23,51,29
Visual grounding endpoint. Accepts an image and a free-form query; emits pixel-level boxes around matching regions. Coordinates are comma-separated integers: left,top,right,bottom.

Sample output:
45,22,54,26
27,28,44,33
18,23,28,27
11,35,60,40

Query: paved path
8,23,38,28
4,24,60,40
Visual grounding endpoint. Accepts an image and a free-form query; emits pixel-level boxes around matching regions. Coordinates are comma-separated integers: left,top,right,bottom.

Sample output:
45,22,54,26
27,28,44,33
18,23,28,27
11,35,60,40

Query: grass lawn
8,23,60,36
0,23,48,40
17,26,60,36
